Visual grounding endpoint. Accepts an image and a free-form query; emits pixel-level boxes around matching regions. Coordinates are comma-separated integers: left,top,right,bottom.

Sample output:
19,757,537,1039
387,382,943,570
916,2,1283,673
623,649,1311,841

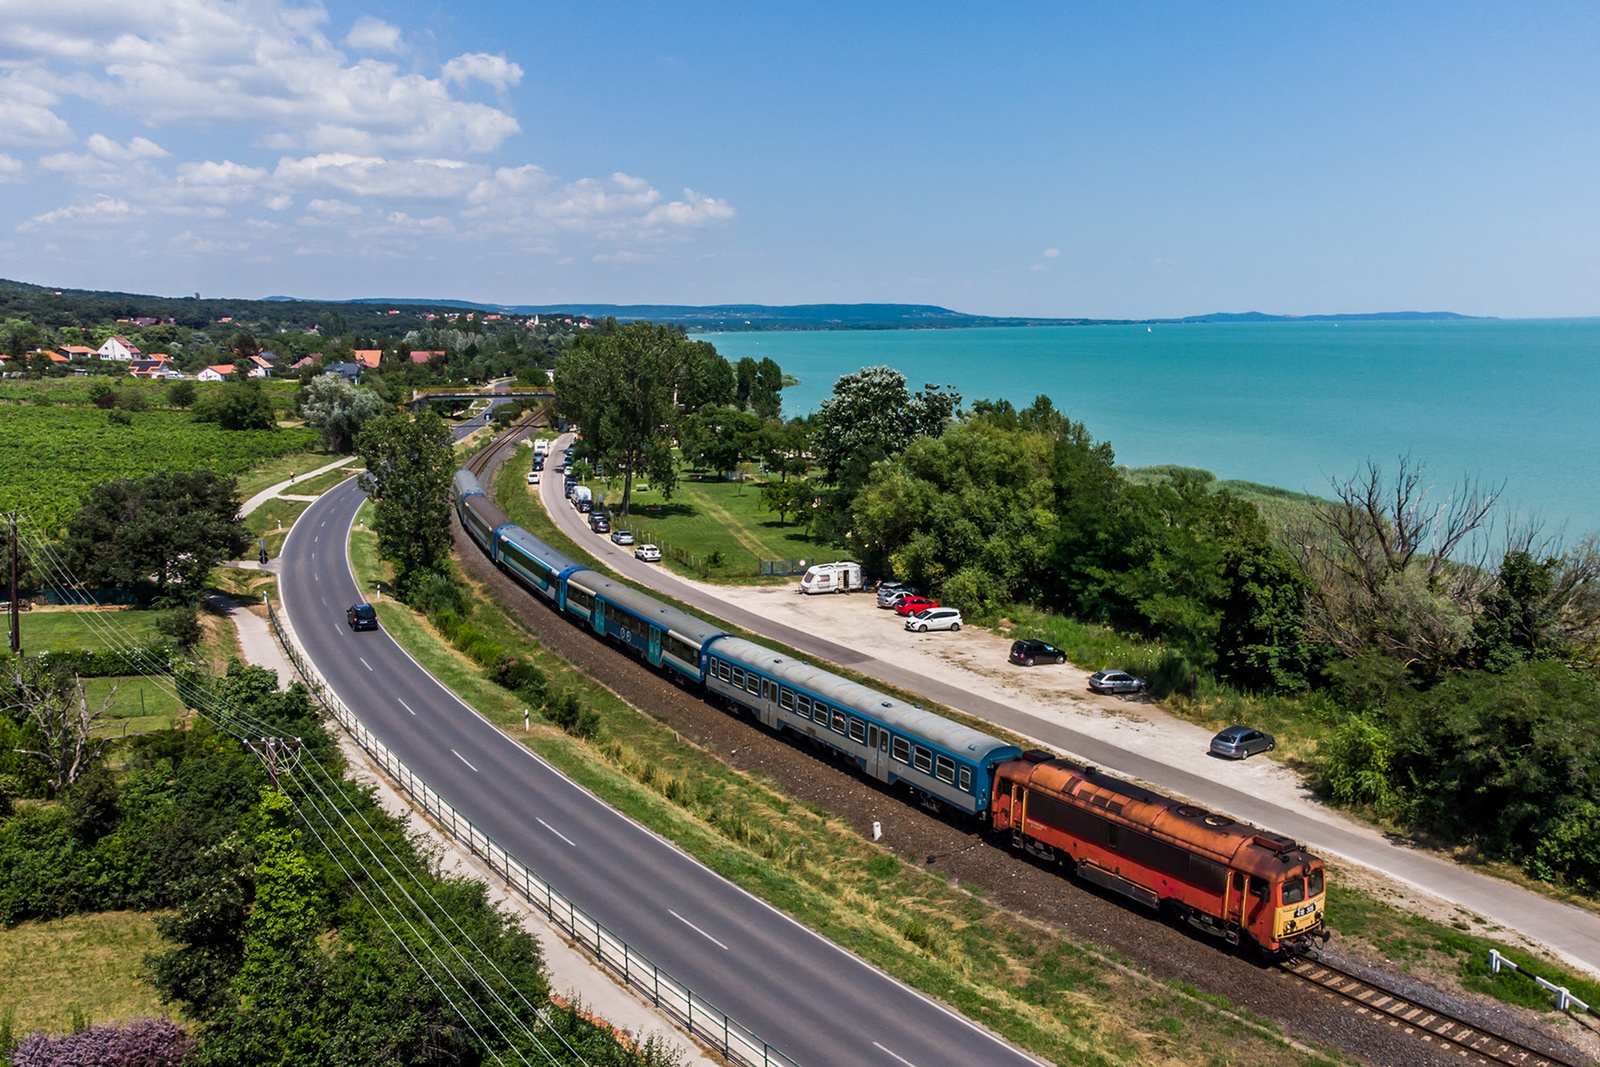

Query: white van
799,561,862,595
570,485,593,512
533,439,551,456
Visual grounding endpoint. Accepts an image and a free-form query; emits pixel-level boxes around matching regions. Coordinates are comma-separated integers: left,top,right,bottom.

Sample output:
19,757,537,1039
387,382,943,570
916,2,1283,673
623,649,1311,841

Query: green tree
62,470,251,600
300,373,383,452
554,321,696,515
680,342,736,409
734,356,758,410
759,479,810,526
751,356,784,418
812,366,960,489
166,379,196,408
356,411,456,600
194,379,277,431
681,405,760,475
1470,550,1570,671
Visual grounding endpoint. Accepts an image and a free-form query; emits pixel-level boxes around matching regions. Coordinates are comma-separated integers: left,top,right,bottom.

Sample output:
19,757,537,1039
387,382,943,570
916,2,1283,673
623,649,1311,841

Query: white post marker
524,709,530,732
873,821,882,841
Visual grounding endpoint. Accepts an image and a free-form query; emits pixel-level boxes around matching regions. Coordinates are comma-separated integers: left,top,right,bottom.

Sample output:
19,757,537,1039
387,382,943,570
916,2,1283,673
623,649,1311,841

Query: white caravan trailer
798,561,863,594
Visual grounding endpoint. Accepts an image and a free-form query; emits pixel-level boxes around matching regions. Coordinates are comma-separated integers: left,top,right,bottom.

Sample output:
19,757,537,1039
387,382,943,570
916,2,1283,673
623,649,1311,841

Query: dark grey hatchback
1209,725,1275,759
347,603,379,631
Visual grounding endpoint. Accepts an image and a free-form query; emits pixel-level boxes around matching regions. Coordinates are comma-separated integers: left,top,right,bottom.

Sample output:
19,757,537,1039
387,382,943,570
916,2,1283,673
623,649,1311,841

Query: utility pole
246,737,302,792
7,512,19,656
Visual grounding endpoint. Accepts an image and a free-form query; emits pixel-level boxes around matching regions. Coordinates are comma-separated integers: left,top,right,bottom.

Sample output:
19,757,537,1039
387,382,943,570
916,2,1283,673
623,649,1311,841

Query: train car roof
1005,757,1319,876
710,636,1021,763
453,469,485,495
498,526,585,575
568,571,727,646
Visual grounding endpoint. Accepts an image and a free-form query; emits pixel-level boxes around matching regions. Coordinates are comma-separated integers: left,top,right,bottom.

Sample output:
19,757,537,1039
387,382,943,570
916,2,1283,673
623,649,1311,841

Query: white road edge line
536,817,576,847
451,748,479,773
399,698,416,716
874,1042,919,1067
359,656,373,672
669,909,729,951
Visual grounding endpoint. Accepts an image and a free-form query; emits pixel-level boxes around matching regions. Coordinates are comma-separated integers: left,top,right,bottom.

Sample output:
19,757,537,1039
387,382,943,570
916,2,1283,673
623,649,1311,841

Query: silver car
1209,726,1275,759
1087,670,1148,695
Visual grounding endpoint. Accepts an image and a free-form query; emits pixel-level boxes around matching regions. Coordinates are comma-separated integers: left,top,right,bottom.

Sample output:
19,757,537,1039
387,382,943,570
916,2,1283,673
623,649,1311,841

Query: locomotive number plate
1294,902,1318,919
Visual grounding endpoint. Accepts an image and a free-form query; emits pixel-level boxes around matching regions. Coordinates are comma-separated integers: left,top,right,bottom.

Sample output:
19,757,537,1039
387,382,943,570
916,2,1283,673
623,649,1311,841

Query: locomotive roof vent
1022,749,1054,763
1175,804,1206,818
1203,814,1234,827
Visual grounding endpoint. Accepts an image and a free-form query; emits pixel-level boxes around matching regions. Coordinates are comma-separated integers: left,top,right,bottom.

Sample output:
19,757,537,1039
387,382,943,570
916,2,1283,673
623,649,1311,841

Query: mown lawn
0,911,176,1036
20,609,163,650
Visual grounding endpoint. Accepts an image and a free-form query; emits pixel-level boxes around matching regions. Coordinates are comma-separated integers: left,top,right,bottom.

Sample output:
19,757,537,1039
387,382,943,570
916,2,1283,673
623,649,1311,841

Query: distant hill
1175,310,1481,323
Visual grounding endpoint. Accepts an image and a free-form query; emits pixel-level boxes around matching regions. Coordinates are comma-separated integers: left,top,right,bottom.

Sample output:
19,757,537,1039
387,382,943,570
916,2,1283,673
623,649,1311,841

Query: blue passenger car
494,527,586,609
702,637,1022,815
561,570,727,683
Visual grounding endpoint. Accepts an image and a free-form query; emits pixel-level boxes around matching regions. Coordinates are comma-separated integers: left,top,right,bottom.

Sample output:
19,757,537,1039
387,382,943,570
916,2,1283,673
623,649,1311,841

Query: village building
97,336,141,361
197,364,236,382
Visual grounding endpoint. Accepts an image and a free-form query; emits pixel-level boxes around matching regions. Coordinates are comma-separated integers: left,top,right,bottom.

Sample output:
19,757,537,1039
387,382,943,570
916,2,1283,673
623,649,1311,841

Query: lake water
699,320,1600,536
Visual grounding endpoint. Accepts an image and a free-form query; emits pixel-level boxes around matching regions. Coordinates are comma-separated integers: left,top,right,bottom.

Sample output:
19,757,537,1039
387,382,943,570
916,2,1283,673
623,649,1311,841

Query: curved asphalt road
278,476,1041,1067
538,435,1600,978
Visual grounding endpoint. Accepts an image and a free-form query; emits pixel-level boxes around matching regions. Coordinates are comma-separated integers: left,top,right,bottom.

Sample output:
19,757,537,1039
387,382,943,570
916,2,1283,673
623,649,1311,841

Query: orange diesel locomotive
991,752,1327,952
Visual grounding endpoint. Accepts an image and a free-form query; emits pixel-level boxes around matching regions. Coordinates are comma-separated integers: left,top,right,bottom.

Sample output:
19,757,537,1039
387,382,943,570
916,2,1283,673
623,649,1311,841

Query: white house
197,364,235,382
97,336,141,361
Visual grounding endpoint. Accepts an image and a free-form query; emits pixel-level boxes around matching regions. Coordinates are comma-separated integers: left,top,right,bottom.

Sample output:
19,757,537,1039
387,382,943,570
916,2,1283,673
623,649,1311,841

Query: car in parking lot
1209,725,1276,759
526,470,540,485
346,603,379,631
588,512,610,534
1009,639,1067,666
905,606,962,632
1088,669,1148,695
877,586,921,610
894,595,940,616
610,529,635,545
634,543,661,562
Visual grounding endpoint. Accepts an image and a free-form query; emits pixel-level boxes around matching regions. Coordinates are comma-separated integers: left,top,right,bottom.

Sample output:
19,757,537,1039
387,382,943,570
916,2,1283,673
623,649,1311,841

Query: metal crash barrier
265,594,803,1067
1488,949,1596,1015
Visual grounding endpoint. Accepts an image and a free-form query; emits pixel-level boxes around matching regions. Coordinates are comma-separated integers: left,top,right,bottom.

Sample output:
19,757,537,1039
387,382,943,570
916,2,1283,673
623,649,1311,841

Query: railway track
1280,953,1589,1067
465,402,551,477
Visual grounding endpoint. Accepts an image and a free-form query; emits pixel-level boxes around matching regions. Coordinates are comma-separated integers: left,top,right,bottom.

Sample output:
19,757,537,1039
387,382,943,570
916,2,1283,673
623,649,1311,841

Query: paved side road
277,478,1044,1067
537,435,1600,979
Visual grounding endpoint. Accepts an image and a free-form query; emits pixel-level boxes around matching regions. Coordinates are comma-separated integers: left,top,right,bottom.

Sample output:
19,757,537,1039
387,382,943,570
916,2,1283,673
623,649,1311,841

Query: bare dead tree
5,659,115,793
1289,456,1503,667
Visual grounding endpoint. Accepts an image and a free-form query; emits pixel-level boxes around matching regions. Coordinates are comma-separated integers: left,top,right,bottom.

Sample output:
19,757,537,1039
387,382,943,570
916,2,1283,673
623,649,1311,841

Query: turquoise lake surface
699,320,1600,536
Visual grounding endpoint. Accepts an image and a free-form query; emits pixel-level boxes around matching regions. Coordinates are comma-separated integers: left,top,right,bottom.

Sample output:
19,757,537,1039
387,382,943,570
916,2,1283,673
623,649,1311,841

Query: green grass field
20,609,163,650
594,471,844,582
0,911,176,1036
287,463,360,497
232,449,343,499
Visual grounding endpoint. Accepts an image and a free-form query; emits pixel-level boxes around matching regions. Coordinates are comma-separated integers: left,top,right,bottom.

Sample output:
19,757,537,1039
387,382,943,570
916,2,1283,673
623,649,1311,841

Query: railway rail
465,403,550,478
1280,953,1590,1067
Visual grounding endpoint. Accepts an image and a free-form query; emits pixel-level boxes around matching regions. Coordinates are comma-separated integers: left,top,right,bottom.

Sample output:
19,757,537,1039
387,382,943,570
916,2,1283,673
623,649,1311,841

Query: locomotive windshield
1281,876,1306,905
1308,867,1325,896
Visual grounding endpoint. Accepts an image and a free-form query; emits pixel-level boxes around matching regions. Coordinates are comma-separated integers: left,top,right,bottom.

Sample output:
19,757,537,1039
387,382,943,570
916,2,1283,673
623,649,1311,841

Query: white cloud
0,154,22,182
344,16,405,55
273,153,481,198
442,53,523,92
177,159,270,185
1042,248,1059,257
86,133,168,161
0,0,522,154
306,197,362,215
21,195,130,228
265,193,292,210
642,189,736,229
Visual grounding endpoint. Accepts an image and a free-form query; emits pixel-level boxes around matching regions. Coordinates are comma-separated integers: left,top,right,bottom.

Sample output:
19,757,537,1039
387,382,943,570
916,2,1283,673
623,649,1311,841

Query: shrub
10,1017,194,1067
1140,650,1196,699
405,570,467,616
1322,714,1398,810
940,566,1003,619
155,606,203,651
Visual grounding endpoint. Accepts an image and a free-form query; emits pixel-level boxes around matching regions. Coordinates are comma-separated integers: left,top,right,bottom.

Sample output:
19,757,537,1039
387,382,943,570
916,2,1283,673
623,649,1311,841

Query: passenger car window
747,673,761,696
935,755,955,783
813,701,829,725
779,689,793,711
912,746,932,773
719,661,731,682
892,737,910,763
730,667,745,687
848,718,867,742
831,710,848,734
958,766,972,791
796,695,810,715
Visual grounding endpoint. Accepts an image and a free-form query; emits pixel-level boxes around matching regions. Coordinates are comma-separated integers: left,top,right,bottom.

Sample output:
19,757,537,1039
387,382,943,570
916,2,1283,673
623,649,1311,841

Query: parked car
588,512,610,534
894,595,940,617
610,529,635,545
1209,726,1276,760
526,470,541,485
532,457,545,471
564,482,576,499
1009,639,1067,666
1088,670,1148,695
635,544,662,562
905,607,962,632
878,587,921,610
346,603,379,631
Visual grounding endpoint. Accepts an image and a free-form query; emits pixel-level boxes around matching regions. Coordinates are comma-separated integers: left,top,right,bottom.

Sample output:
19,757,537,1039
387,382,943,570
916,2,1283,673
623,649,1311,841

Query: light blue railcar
702,637,1023,815
494,527,587,610
562,570,727,683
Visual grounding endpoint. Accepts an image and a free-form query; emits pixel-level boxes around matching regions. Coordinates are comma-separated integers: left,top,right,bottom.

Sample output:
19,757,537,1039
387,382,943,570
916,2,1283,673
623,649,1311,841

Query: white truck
533,438,551,456
570,485,593,512
798,561,863,594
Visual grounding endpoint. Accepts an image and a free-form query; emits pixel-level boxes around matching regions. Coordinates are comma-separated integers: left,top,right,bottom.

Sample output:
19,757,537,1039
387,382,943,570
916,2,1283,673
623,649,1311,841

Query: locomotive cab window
848,718,867,743
1307,868,1325,896
912,746,932,773
1281,877,1306,905
892,737,911,763
1249,877,1268,899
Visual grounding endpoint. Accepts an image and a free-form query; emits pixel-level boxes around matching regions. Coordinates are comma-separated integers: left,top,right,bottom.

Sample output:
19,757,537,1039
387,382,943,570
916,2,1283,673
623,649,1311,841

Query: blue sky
1,2,1597,318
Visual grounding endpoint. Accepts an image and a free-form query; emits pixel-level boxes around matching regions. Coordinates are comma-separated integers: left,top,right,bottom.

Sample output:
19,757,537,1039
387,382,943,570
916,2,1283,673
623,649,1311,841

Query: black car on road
1087,669,1148,695
1009,639,1067,666
347,603,379,631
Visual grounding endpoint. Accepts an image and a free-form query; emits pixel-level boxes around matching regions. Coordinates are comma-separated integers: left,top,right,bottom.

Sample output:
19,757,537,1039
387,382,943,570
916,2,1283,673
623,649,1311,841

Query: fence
264,595,801,1067
1487,950,1596,1015
758,559,813,577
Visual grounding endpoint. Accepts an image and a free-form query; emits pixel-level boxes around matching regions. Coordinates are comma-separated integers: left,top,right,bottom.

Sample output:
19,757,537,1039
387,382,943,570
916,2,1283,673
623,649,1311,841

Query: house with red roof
97,336,141,361
197,364,236,382
353,349,383,370
409,350,446,364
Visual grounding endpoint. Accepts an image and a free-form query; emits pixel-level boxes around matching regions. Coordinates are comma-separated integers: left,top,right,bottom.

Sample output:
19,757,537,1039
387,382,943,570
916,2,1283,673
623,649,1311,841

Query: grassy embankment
347,499,1334,1067
494,460,1600,1020
0,912,176,1037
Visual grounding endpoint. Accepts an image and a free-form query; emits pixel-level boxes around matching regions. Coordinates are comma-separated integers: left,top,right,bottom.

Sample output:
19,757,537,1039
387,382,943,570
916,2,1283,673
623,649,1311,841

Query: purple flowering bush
10,1017,194,1067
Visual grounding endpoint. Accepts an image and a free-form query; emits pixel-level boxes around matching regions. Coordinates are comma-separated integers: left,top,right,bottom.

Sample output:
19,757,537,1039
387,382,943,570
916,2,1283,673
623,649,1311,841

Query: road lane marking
320,596,327,606
399,698,415,716
536,818,575,847
669,910,729,950
874,1043,919,1067
314,535,319,542
451,749,479,773
359,657,373,672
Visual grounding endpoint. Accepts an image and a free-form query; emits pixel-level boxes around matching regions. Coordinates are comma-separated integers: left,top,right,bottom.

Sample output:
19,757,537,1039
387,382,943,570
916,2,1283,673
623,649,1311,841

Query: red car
895,595,940,616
